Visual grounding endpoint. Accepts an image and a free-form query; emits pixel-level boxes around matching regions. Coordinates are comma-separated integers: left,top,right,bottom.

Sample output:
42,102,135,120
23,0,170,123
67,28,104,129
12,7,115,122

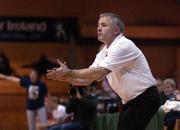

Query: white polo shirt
91,34,156,104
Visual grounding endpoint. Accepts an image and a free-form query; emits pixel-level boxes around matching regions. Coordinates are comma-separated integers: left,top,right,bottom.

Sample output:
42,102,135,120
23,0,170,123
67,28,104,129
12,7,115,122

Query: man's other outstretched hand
46,59,70,81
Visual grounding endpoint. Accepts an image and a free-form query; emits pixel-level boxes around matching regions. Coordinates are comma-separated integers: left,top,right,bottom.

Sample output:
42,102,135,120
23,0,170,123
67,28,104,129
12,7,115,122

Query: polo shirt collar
106,33,123,50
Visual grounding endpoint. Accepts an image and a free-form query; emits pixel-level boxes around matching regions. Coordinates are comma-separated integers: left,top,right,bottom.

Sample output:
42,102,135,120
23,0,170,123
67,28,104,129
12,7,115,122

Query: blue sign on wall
0,17,79,42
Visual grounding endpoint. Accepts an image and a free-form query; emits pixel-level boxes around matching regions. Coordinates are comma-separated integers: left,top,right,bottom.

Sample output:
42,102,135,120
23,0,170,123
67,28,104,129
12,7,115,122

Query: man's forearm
66,67,110,81
46,61,110,83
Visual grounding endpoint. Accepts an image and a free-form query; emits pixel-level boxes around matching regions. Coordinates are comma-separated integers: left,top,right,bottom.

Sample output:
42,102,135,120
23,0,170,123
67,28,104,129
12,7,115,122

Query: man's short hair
99,13,125,33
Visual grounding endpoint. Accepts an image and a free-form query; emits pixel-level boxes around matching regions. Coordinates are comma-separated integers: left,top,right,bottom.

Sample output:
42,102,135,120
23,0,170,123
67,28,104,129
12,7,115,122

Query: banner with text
0,17,79,42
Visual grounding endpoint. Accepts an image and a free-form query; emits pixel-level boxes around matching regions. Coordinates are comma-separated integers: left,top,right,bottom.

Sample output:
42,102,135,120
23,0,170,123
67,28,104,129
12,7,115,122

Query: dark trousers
118,86,160,130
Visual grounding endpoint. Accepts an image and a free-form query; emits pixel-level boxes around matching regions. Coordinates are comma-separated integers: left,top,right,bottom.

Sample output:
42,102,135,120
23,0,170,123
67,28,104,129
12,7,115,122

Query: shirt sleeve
99,42,141,71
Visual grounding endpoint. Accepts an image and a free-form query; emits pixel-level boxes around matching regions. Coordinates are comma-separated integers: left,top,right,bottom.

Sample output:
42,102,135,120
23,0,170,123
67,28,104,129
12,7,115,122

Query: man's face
97,16,115,44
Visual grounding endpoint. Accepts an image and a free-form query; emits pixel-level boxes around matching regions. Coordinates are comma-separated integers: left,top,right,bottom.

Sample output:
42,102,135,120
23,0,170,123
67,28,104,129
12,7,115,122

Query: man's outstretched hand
46,59,70,81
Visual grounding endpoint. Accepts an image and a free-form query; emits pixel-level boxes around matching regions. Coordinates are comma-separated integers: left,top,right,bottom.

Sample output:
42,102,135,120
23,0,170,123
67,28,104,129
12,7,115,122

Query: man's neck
105,37,116,48
106,34,123,48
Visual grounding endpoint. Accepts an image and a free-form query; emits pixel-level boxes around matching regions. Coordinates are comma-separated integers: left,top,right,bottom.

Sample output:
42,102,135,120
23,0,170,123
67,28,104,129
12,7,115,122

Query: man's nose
97,27,102,32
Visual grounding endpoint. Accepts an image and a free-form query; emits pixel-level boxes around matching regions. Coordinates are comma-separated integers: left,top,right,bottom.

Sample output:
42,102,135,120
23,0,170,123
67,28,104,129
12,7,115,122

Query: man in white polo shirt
47,13,160,130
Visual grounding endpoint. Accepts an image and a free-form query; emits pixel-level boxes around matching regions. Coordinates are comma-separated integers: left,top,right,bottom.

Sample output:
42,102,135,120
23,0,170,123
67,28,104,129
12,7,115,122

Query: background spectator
0,69,48,130
48,86,97,130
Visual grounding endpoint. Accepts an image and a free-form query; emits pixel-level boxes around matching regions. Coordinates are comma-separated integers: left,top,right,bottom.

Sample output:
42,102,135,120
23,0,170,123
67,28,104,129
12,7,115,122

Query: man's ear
113,26,120,36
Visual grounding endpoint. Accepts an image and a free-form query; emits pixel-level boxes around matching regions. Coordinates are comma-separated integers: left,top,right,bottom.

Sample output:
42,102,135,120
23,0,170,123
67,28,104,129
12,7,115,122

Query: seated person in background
48,86,97,130
0,48,14,75
22,54,58,75
161,78,180,130
163,78,176,101
86,81,101,101
44,95,68,128
0,69,48,130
